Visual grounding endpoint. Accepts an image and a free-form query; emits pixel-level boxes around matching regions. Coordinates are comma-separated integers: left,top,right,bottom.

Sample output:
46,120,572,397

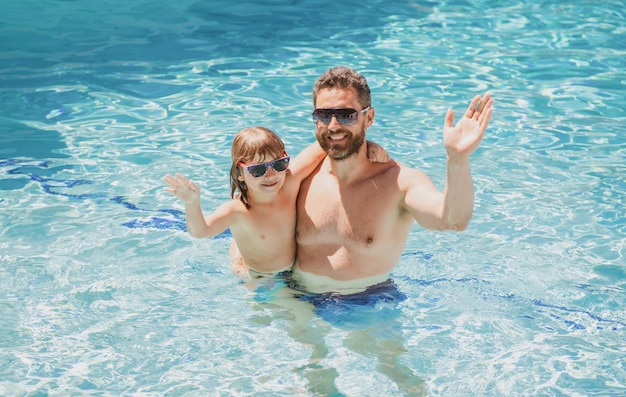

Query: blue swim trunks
293,278,407,327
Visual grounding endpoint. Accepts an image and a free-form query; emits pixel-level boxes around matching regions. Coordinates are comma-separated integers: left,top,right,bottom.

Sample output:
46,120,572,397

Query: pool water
1,0,625,395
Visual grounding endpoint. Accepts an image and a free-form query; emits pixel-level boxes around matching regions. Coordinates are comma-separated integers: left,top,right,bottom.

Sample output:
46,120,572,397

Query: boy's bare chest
248,200,295,233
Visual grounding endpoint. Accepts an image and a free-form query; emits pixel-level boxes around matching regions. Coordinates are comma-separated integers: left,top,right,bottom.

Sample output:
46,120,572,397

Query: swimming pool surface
1,0,625,395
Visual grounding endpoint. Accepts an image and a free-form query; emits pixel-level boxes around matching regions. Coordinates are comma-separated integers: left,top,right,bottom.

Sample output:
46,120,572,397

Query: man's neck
326,145,369,183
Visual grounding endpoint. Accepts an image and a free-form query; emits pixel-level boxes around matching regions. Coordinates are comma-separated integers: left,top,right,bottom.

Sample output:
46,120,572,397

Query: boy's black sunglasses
238,153,290,178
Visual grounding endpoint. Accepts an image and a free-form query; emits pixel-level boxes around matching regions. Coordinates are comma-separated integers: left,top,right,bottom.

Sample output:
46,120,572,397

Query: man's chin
328,149,357,161
318,136,364,160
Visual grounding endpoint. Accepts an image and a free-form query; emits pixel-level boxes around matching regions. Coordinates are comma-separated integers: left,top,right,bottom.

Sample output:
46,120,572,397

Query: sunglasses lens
312,110,331,124
336,109,358,124
272,157,290,172
247,164,267,177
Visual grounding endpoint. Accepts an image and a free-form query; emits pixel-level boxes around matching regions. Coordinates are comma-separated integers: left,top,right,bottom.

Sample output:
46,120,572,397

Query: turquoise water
1,0,625,395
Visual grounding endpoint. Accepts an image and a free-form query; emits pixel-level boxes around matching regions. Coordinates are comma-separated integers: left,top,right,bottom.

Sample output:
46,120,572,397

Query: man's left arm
441,93,493,230
403,93,493,231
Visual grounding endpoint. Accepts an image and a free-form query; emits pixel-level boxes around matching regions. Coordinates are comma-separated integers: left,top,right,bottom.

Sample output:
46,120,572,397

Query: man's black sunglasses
312,107,370,125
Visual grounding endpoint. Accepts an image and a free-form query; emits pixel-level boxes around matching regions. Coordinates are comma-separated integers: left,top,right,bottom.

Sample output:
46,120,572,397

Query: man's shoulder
370,159,414,180
392,160,428,177
384,161,432,190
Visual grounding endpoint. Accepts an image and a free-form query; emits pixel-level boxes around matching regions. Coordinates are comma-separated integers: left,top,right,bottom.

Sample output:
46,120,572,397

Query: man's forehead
316,87,359,106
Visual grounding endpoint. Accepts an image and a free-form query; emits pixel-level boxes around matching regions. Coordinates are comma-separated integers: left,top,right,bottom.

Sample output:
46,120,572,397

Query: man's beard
317,128,365,161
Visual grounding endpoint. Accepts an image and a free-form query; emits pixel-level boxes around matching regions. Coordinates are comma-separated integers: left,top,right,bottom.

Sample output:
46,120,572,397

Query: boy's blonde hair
230,126,285,209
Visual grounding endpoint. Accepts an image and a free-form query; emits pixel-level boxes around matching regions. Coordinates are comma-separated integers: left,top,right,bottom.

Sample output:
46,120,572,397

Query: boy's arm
185,200,237,238
164,173,236,238
288,142,326,183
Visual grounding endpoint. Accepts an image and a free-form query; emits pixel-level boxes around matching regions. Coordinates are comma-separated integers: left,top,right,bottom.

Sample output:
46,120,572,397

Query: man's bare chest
298,178,404,246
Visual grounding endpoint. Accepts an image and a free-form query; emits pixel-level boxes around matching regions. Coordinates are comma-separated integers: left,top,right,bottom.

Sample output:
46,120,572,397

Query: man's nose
327,115,342,130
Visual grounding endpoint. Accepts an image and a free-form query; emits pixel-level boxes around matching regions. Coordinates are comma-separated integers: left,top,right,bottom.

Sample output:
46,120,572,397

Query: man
293,66,493,294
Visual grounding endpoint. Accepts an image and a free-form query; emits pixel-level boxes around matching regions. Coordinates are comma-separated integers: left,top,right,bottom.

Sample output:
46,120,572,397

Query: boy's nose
264,166,277,176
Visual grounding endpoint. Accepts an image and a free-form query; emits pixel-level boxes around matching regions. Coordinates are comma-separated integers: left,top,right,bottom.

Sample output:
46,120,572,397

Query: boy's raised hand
163,174,201,205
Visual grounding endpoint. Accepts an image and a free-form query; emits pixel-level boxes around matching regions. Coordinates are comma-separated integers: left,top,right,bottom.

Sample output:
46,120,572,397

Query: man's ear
365,107,375,128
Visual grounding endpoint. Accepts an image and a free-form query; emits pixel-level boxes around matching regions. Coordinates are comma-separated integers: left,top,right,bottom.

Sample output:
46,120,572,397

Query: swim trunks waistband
290,262,391,295
247,263,294,279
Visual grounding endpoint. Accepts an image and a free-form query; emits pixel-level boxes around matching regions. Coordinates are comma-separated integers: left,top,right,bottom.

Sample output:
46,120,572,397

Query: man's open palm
443,93,493,159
